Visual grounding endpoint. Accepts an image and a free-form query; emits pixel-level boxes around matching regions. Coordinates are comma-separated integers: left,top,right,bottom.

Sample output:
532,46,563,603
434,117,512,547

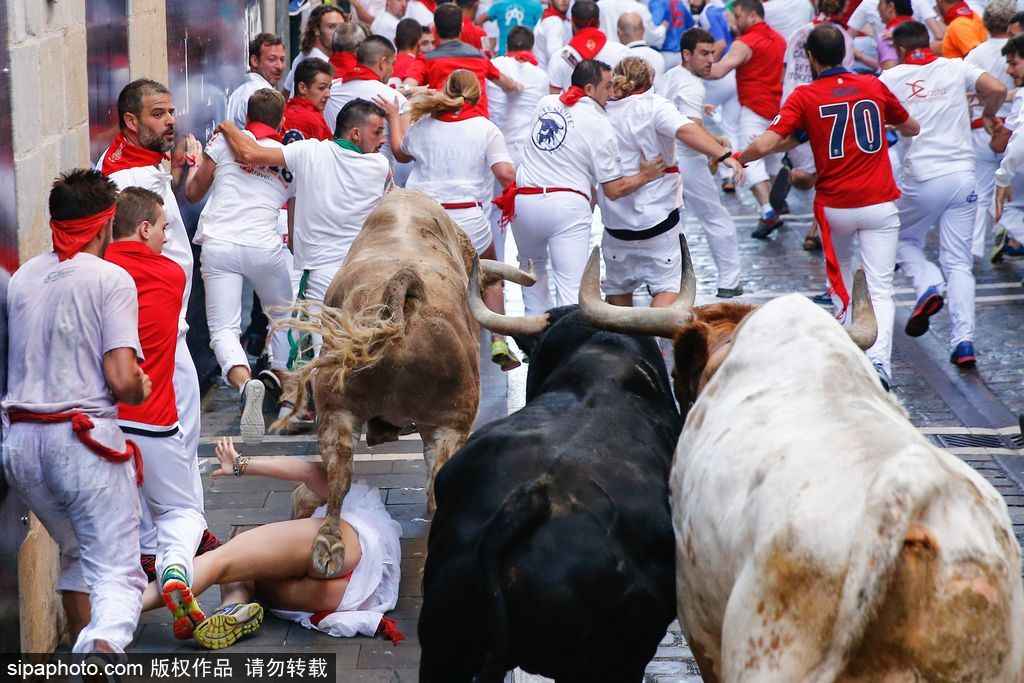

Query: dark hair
571,0,600,28
805,23,846,67
301,5,346,54
456,0,478,9
249,33,284,62
570,58,611,89
357,35,397,65
247,88,286,128
1011,10,1024,27
1002,33,1024,58
891,20,930,52
395,18,424,50
435,3,463,39
335,98,386,137
731,0,765,17
49,169,119,222
113,187,164,240
294,58,334,96
881,0,913,17
680,26,714,54
507,25,535,52
117,78,170,130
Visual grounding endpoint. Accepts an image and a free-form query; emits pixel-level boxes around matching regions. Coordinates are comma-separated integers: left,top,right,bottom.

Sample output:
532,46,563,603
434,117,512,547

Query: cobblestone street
129,181,1024,682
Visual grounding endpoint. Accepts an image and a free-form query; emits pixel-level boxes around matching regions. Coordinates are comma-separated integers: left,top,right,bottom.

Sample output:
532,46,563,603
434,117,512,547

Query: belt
8,410,144,486
492,183,590,227
441,201,484,210
604,208,680,241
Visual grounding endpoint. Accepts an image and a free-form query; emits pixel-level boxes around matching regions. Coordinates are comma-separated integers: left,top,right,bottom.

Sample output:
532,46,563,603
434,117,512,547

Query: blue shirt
650,0,694,52
697,6,733,50
487,0,544,55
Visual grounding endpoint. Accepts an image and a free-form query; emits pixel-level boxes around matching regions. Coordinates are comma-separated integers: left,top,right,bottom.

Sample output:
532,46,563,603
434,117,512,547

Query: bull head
467,257,550,336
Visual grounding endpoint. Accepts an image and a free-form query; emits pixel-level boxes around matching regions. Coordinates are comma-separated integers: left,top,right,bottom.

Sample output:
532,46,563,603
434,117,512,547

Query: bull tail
270,268,425,430
808,442,945,682
473,478,553,683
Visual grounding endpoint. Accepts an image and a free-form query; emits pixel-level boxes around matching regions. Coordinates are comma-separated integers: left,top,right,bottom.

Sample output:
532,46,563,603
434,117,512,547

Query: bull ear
671,323,710,409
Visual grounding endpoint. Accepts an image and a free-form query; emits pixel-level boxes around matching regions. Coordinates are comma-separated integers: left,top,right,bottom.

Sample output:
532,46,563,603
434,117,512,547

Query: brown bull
282,189,533,577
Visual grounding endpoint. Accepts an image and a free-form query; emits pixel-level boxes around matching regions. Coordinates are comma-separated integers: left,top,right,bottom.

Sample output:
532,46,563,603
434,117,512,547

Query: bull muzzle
577,234,696,338
467,257,550,336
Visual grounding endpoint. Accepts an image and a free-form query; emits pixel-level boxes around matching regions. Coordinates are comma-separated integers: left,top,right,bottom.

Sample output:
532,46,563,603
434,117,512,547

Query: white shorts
739,106,781,186
444,205,493,254
601,227,683,296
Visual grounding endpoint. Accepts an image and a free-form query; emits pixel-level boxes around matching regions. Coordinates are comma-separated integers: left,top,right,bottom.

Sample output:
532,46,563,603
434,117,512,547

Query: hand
995,185,1011,222
715,134,730,147
724,156,745,187
139,371,153,403
513,80,524,93
213,436,240,477
639,153,666,181
982,115,1000,136
183,134,202,167
373,95,401,120
703,103,718,117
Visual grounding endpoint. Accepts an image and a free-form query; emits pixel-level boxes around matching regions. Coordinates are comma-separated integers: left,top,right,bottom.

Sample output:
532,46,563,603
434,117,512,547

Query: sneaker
722,178,736,193
716,285,744,298
904,286,944,338
277,400,315,430
490,340,522,371
256,368,282,401
950,341,977,367
289,0,310,16
990,227,1008,264
769,167,791,215
161,565,205,640
239,379,266,444
811,291,832,305
751,213,783,239
193,602,264,650
991,233,1024,263
873,362,891,392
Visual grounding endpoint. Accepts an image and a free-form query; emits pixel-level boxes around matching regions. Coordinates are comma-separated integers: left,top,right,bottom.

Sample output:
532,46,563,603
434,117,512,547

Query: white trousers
897,173,978,349
200,239,295,378
823,201,900,374
134,430,205,583
705,70,740,153
679,151,741,288
739,106,781,187
2,420,146,653
971,128,1001,259
510,192,594,315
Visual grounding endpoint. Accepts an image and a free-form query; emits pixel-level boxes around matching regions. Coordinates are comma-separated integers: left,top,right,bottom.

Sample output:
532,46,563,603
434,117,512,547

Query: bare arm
893,115,920,137
601,154,666,200
976,73,1009,119
374,95,415,163
185,153,216,204
286,197,296,254
216,120,287,167
737,129,801,164
708,41,751,80
491,160,515,189
103,347,152,406
676,124,746,186
925,17,945,40
213,437,329,500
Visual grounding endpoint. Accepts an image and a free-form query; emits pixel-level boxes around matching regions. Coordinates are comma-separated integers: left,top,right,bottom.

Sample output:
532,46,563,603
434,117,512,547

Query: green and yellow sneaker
193,602,264,650
160,564,205,640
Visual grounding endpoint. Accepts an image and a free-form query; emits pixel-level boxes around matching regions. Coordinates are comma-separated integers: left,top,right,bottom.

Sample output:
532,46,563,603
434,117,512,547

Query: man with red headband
547,0,628,93
2,169,151,655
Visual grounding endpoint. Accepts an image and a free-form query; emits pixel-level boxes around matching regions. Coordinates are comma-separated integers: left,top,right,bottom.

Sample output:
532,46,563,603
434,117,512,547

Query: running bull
283,189,534,577
579,251,1024,682
417,259,683,682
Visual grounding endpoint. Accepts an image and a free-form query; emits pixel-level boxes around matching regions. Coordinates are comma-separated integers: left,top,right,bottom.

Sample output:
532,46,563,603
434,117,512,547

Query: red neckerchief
341,65,382,83
418,0,438,11
100,133,168,175
943,0,974,24
542,6,566,20
560,85,588,106
245,121,283,143
437,102,487,122
329,52,357,78
50,205,116,261
286,96,319,113
568,27,607,60
508,50,539,65
885,14,913,29
903,47,939,65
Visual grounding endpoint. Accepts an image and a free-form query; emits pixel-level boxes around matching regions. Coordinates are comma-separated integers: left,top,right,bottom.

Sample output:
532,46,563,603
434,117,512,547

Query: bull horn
846,268,877,350
578,234,696,338
480,259,536,287
467,257,549,336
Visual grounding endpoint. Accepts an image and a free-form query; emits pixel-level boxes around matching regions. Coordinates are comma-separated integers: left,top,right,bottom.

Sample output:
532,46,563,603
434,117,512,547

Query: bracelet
716,150,733,163
731,151,748,168
233,455,250,477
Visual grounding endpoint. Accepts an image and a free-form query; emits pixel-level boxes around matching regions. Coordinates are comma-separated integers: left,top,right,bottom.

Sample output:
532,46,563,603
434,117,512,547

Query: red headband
50,205,117,261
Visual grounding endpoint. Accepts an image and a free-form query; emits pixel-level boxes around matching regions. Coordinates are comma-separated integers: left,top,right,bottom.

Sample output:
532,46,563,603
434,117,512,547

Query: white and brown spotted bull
579,244,1024,682
283,189,534,577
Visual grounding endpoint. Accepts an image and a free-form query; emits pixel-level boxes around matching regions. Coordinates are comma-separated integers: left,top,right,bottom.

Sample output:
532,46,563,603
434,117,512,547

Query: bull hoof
311,526,346,578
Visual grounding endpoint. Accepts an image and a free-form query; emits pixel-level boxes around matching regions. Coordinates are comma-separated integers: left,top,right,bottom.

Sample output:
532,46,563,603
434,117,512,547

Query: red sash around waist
441,201,484,209
492,183,590,226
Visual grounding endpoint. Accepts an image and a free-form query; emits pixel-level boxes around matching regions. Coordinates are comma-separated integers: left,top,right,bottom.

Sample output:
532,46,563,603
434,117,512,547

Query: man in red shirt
458,0,490,50
283,58,334,141
707,0,787,237
738,23,920,388
392,18,426,85
403,3,522,116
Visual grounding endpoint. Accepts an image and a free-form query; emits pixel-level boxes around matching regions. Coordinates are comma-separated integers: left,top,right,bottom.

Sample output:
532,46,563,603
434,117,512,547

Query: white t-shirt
598,0,667,48
534,14,572,70
402,115,512,202
324,77,409,171
782,20,855,99
487,55,550,156
880,57,986,182
964,37,1013,120
404,0,435,26
599,91,689,230
517,94,623,195
195,132,295,250
281,140,393,270
656,65,706,159
763,0,816,47
848,0,938,38
624,41,665,81
3,252,142,420
283,47,330,97
547,38,629,91
227,72,275,129
371,12,402,44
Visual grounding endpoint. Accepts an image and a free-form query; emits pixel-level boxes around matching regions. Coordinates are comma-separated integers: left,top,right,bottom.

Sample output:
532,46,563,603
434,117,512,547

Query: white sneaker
239,379,266,444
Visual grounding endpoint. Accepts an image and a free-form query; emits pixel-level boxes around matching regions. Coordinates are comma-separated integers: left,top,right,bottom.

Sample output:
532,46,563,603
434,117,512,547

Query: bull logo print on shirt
533,112,568,151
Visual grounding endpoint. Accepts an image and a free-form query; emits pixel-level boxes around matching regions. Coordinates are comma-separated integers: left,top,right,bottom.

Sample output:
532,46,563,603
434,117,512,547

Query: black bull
419,306,682,683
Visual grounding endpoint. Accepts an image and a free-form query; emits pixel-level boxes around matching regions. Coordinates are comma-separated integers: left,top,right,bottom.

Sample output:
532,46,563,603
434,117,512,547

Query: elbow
604,186,624,201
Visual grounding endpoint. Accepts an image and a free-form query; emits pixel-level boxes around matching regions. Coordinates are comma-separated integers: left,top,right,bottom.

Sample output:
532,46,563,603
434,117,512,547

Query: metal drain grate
933,433,1009,449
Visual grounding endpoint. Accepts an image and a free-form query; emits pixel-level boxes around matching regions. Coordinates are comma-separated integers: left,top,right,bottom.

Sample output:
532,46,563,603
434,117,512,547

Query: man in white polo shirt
372,0,410,43
547,1,629,93
227,33,287,128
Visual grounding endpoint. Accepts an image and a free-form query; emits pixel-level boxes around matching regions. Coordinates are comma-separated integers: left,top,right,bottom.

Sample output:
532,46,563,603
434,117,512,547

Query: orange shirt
941,3,987,58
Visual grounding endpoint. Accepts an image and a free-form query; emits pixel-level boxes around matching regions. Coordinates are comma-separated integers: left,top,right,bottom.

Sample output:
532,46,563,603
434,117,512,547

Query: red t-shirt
105,241,185,429
461,17,488,50
283,97,333,141
393,52,418,81
768,70,908,208
735,21,786,120
405,40,500,116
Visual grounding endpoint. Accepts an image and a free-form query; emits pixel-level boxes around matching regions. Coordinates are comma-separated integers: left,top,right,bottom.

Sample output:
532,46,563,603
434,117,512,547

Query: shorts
601,228,683,296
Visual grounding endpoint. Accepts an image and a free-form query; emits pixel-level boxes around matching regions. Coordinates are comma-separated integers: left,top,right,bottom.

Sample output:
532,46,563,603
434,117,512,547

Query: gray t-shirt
3,252,142,421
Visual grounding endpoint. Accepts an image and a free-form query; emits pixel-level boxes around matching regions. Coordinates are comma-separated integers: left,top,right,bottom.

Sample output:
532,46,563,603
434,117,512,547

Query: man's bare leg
63,591,90,646
607,293,634,307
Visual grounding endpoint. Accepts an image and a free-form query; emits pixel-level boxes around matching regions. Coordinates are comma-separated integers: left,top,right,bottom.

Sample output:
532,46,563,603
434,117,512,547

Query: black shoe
769,167,791,215
716,285,744,298
751,214,783,239
257,368,283,401
811,290,832,305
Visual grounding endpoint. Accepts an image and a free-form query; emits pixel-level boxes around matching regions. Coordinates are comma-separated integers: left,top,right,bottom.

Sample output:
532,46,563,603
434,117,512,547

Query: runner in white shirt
992,35,1024,262
382,69,523,370
495,59,666,315
600,56,743,306
547,1,630,92
185,89,296,443
656,27,745,296
598,0,668,48
880,21,1006,366
534,0,571,69
618,12,666,81
847,0,945,45
371,0,410,43
405,0,437,26
226,34,287,128
282,5,345,95
763,0,816,45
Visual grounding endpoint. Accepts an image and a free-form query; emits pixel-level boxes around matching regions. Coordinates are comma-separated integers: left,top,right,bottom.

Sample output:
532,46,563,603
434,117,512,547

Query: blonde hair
407,69,482,121
611,57,653,100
